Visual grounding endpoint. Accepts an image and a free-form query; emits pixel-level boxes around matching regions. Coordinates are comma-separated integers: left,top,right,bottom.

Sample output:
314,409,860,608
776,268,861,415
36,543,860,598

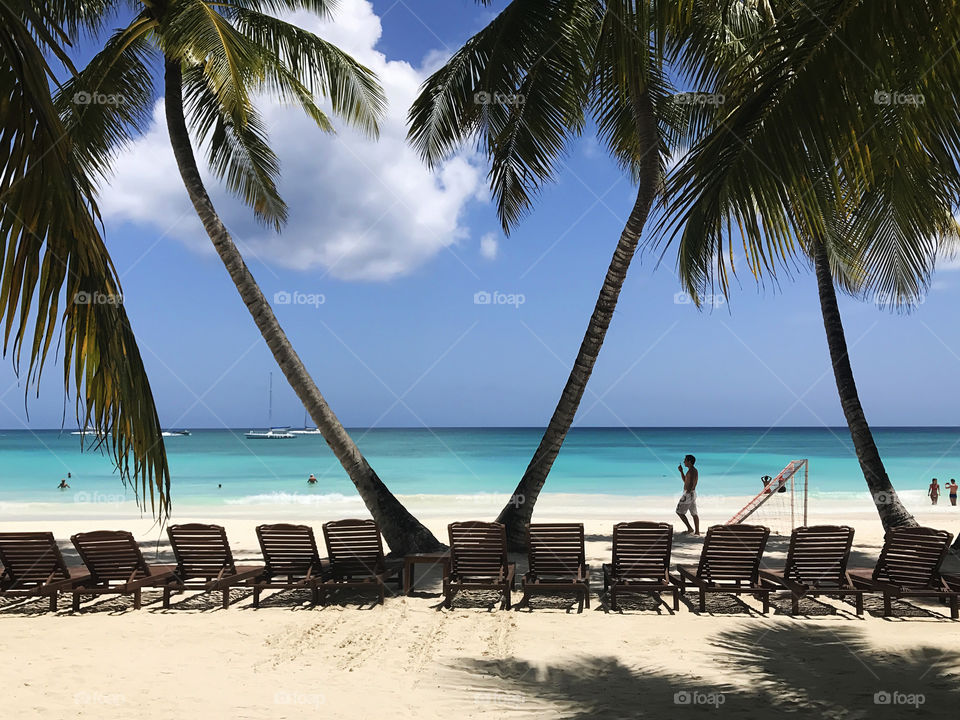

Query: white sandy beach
2,493,959,719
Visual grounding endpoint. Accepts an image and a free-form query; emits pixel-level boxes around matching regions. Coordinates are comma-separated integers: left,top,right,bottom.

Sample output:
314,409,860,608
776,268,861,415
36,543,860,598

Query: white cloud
479,232,498,260
98,0,485,281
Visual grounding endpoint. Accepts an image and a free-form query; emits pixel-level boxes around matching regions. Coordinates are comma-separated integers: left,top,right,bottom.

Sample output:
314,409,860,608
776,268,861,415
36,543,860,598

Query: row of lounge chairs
0,520,399,611
1,520,958,617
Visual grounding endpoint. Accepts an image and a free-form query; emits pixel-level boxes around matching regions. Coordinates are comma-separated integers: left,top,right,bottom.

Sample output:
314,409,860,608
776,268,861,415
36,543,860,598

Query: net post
803,459,809,526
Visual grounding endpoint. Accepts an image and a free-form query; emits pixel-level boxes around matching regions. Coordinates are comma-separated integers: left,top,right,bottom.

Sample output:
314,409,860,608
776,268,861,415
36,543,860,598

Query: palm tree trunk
163,57,443,554
811,239,917,531
495,92,661,549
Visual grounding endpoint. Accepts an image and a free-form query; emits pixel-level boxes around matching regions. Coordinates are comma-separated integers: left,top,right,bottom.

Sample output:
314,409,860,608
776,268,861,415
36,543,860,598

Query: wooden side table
403,551,451,595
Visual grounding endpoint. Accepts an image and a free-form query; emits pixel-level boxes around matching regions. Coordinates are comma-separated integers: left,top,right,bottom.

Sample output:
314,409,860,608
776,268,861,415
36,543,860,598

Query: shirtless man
946,479,958,507
676,454,700,535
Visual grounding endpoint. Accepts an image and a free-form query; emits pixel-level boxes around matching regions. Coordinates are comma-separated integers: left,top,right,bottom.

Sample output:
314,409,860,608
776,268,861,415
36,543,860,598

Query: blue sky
2,0,960,431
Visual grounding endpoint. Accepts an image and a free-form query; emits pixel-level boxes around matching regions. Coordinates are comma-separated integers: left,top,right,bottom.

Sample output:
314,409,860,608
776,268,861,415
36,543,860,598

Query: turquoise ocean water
1,427,958,507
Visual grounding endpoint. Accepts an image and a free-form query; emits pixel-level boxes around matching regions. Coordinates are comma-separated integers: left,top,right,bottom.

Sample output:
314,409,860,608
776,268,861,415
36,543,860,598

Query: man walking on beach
677,454,700,535
946,479,958,507
929,478,940,505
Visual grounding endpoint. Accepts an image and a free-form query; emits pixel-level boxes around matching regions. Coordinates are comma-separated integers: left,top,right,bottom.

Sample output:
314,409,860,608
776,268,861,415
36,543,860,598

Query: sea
0,427,958,510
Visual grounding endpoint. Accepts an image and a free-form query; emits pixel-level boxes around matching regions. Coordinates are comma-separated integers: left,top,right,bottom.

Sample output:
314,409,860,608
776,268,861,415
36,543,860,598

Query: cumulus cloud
479,232,498,260
98,0,485,281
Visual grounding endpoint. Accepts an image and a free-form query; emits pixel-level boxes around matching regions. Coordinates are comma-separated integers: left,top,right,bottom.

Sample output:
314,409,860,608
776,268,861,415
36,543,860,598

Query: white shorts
676,492,698,515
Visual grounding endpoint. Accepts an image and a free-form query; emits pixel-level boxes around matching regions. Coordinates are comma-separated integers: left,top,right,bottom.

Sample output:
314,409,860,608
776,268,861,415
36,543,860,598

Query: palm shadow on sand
455,625,960,718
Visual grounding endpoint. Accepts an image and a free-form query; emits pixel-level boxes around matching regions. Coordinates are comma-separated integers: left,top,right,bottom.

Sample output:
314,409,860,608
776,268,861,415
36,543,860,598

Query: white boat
289,411,322,435
162,430,192,437
245,428,295,440
246,374,296,440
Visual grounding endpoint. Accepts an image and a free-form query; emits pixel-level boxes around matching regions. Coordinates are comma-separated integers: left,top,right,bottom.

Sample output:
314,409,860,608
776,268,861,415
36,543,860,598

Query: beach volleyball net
726,459,809,536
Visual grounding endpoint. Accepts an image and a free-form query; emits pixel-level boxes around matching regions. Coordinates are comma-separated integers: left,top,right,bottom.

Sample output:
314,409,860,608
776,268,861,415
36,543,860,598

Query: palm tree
1,0,170,511
659,0,960,530
409,0,763,547
61,0,442,552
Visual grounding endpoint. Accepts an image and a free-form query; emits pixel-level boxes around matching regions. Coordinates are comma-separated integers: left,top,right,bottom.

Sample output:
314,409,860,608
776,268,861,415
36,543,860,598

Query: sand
2,493,959,719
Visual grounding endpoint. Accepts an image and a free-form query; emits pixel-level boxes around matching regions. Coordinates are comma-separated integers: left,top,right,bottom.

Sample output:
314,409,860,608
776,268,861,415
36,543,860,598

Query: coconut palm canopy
1,0,170,512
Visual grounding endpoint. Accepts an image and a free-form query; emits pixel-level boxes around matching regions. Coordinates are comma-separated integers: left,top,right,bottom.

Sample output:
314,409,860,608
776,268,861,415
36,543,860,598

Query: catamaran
246,373,295,440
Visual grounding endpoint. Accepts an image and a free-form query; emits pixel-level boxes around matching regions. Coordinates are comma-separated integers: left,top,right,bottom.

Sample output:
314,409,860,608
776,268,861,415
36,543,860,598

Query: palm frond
1,0,170,513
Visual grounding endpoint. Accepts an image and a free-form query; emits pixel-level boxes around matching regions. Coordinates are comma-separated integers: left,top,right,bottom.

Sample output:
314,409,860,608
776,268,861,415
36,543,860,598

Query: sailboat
245,373,295,439
289,409,323,436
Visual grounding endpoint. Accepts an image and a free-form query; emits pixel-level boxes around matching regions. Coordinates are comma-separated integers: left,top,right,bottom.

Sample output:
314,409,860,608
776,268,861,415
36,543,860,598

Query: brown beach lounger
252,523,327,607
673,524,771,613
849,526,959,619
321,519,401,604
760,525,865,615
0,532,89,611
519,523,590,612
443,521,515,609
70,531,175,610
163,523,263,609
602,521,677,611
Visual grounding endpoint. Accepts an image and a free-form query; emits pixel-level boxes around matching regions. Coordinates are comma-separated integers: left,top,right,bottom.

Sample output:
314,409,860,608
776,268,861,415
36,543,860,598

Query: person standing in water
307,474,318,485
676,454,700,535
57,479,70,490
929,478,940,505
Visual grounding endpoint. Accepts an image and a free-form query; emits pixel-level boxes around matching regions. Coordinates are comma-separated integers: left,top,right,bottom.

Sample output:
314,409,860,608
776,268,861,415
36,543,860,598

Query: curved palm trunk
495,93,660,549
811,239,916,531
163,57,443,554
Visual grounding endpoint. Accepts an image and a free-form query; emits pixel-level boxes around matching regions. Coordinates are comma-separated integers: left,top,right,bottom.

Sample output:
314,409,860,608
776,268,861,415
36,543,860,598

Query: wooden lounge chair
252,523,327,607
443,521,515,609
321,519,401,604
673,524,771,613
760,525,865,615
0,532,89,611
849,526,959,619
602,521,677,611
519,523,590,612
163,524,264,609
70,531,175,610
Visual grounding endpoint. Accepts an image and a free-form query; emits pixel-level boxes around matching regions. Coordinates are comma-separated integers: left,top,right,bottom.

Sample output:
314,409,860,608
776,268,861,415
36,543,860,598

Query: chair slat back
168,524,237,579
611,522,673,580
323,519,385,577
527,524,584,577
449,522,508,577
256,524,321,577
71,531,150,582
697,524,769,584
0,532,71,587
783,525,854,587
873,526,951,589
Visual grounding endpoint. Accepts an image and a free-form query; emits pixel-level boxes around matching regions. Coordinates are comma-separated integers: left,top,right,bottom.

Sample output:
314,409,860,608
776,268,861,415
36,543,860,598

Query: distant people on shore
929,478,940,505
676,454,700,535
307,474,318,485
946,479,958,507
57,478,70,490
